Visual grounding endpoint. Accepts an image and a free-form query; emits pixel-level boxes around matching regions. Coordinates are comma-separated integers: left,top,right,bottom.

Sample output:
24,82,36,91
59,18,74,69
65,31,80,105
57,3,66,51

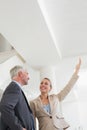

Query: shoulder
30,96,41,107
8,81,21,90
3,82,21,96
49,94,57,98
49,94,59,101
30,96,39,103
0,83,21,107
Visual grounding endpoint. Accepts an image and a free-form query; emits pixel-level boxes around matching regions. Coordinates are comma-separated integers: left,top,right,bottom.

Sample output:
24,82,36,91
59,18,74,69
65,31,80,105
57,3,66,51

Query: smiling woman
30,58,81,130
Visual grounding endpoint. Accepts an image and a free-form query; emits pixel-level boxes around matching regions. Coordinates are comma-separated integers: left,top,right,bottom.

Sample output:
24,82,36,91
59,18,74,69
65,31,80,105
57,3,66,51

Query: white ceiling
0,0,87,68
38,0,87,57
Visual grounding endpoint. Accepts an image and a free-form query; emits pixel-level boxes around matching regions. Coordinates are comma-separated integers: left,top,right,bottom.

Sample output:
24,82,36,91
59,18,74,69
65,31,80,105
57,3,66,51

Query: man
0,65,35,130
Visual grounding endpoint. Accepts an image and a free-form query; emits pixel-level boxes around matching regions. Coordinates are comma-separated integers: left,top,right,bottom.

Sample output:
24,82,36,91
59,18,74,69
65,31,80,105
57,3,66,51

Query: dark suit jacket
0,81,35,130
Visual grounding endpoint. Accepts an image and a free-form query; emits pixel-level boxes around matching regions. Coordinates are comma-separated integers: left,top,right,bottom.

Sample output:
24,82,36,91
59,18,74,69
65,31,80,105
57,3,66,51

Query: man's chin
24,82,28,85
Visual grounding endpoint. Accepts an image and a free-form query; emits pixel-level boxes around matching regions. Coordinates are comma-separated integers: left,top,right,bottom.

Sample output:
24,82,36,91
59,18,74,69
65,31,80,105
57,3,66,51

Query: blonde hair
43,78,52,88
10,65,23,79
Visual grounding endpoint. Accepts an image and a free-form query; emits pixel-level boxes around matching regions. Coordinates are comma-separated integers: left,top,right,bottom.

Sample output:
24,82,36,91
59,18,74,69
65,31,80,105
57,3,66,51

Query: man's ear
18,71,22,77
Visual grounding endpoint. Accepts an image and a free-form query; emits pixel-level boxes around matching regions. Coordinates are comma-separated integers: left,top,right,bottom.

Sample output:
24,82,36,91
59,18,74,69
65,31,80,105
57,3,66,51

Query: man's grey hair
10,65,23,79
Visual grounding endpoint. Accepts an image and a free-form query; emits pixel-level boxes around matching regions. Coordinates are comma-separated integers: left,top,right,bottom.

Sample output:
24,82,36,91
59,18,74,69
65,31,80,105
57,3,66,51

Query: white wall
55,57,86,130
0,55,40,101
0,56,87,130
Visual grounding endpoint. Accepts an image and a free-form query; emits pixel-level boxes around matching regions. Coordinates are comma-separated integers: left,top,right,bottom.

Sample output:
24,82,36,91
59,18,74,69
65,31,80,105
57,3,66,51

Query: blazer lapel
37,96,52,115
48,95,54,114
21,90,32,113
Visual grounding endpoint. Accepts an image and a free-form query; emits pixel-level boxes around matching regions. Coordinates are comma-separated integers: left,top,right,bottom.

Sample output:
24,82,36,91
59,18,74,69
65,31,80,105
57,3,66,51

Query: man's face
21,70,29,85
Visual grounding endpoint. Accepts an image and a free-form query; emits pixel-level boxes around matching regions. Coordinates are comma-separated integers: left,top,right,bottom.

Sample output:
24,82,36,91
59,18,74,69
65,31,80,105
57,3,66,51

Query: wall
55,57,86,130
0,55,40,101
0,56,86,130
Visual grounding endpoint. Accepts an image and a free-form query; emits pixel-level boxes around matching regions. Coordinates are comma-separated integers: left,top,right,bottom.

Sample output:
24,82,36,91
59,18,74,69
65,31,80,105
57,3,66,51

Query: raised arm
74,58,81,75
57,58,81,101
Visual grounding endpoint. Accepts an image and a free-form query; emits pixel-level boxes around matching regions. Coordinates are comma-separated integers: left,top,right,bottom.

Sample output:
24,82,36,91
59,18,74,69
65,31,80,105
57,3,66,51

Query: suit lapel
21,90,32,113
12,81,33,113
37,96,47,114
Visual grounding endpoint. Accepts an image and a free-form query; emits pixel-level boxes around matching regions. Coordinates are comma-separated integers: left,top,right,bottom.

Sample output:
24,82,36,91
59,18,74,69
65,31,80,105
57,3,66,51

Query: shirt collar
12,80,22,88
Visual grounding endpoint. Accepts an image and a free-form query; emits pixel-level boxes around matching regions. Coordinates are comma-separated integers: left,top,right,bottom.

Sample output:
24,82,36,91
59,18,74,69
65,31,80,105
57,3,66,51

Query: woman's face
40,79,51,94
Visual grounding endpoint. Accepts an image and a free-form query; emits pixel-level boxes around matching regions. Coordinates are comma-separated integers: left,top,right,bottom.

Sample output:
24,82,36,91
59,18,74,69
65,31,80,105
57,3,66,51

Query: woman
30,58,81,130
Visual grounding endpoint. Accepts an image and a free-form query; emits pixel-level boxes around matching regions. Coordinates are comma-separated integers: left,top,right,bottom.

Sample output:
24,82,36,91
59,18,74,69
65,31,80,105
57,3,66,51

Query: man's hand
23,128,27,130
